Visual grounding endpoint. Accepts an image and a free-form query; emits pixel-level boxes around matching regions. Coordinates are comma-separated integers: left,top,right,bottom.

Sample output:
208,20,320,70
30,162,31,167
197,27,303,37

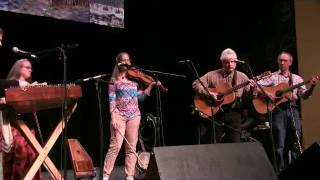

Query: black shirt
0,79,19,97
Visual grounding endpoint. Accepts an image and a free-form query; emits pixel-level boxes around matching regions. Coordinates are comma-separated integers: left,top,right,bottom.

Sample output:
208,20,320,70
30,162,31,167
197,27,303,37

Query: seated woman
0,59,42,180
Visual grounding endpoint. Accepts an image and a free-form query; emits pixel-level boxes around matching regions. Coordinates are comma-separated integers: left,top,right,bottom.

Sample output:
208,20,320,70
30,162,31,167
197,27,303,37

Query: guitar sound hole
208,98,215,106
275,91,283,97
207,94,223,106
217,94,224,100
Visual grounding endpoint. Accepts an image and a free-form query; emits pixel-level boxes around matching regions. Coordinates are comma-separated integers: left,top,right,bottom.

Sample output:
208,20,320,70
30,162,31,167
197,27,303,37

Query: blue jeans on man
272,105,301,172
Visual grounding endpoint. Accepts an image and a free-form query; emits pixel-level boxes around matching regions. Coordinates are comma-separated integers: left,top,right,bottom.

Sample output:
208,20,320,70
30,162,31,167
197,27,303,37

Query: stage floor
42,166,145,180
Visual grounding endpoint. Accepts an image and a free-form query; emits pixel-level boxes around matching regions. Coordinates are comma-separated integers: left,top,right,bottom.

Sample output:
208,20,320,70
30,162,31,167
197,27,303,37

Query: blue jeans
271,106,302,172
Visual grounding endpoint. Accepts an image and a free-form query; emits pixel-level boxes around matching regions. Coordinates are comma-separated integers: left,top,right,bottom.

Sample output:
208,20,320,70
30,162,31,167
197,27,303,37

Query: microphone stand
186,60,218,144
94,79,112,180
58,44,68,180
23,44,78,180
75,76,111,180
140,69,187,79
55,44,78,180
133,65,186,147
255,82,279,173
240,61,279,173
32,44,79,56
191,105,259,143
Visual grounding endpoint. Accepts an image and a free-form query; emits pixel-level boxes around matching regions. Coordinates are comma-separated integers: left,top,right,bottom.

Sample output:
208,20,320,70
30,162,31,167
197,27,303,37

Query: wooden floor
42,166,146,180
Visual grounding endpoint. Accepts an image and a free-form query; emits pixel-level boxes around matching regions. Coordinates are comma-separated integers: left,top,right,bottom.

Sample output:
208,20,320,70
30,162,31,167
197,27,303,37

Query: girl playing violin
103,52,160,180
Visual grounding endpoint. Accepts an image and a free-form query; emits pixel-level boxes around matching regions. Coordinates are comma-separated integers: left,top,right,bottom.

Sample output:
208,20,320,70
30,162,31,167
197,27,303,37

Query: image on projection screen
0,0,124,28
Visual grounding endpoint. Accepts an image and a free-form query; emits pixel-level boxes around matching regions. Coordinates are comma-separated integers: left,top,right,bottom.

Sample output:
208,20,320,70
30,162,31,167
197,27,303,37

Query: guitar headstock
310,74,320,84
253,71,272,81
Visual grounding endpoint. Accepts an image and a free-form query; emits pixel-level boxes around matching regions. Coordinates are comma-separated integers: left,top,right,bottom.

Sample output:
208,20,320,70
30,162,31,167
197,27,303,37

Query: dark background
0,0,298,168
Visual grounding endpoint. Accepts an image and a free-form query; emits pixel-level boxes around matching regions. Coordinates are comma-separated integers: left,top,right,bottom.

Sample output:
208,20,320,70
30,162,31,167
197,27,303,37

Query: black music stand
131,65,186,147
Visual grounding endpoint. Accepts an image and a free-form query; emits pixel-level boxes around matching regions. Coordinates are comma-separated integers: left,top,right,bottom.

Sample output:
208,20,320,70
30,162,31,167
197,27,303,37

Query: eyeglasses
22,66,32,70
279,59,290,61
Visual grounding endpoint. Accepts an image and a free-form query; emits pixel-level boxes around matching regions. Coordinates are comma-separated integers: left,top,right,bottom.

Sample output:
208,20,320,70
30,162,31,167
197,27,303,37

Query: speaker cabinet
146,142,277,180
279,141,320,180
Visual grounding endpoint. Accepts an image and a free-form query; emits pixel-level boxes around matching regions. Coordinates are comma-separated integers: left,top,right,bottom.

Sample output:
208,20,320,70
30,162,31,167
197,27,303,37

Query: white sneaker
126,176,134,180
103,176,109,180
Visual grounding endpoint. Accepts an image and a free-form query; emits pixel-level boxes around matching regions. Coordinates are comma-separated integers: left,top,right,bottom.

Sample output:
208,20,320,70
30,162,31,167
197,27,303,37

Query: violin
126,69,168,92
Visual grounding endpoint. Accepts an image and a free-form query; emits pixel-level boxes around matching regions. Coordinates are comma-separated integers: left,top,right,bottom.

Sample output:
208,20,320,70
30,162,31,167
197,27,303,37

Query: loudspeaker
146,142,277,180
279,141,320,180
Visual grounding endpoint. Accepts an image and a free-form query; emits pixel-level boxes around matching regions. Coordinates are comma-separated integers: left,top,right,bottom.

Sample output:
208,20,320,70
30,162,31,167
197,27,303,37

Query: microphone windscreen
12,47,19,52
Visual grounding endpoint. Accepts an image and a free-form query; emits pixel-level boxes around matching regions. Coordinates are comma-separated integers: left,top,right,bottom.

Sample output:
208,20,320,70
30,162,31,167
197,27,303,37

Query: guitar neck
223,81,250,96
220,71,271,97
281,79,311,94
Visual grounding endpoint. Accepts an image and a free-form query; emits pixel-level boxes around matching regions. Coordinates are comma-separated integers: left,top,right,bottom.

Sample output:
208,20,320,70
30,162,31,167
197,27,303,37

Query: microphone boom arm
75,74,110,83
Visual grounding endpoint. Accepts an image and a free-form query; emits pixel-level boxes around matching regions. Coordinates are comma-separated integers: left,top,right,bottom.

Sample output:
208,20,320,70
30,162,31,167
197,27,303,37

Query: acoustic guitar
253,75,320,114
194,71,271,117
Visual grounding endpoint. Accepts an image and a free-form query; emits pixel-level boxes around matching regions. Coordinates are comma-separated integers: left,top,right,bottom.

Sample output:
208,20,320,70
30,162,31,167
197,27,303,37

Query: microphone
235,59,246,63
12,47,38,59
75,74,109,83
178,60,191,64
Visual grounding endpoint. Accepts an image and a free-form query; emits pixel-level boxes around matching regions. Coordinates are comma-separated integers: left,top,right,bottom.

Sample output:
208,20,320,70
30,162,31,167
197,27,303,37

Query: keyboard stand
15,102,78,180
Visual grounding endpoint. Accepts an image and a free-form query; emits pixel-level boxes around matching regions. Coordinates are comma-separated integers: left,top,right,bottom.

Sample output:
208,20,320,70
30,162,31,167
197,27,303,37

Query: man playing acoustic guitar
255,51,318,172
192,48,256,143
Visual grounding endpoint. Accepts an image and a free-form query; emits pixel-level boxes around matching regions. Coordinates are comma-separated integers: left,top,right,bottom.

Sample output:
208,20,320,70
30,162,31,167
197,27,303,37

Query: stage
42,166,132,180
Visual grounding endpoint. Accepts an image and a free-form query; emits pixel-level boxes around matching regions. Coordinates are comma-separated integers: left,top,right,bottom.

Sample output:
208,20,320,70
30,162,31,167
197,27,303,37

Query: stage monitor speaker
146,142,277,180
278,141,320,180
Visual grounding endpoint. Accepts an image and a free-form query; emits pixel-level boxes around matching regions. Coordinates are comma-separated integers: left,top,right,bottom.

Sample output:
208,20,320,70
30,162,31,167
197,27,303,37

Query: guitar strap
231,71,240,108
221,70,240,110
289,73,293,87
288,74,303,153
289,73,297,107
232,70,238,88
